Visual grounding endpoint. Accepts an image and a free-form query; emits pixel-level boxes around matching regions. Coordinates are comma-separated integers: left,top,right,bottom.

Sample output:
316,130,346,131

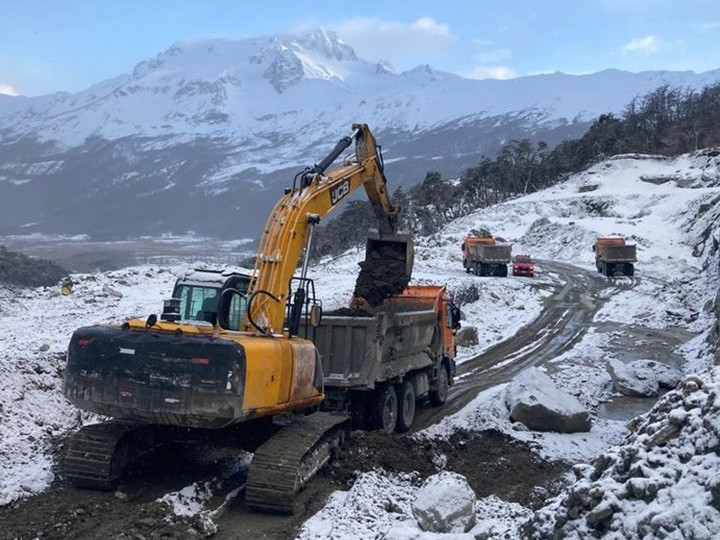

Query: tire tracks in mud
413,260,633,431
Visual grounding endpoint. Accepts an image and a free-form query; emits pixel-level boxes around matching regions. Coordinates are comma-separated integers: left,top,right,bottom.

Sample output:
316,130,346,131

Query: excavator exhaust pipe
354,232,415,307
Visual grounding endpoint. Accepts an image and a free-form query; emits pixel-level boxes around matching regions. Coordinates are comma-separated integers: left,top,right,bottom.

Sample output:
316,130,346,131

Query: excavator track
63,420,142,490
245,412,350,514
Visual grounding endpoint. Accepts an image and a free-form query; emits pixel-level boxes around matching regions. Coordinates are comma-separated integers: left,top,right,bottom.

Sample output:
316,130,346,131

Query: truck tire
500,265,508,277
429,365,449,406
625,263,634,276
396,381,415,432
371,385,398,434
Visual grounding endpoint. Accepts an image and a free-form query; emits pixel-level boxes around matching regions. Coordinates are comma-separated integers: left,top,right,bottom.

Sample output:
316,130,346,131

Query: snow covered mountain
1,29,719,240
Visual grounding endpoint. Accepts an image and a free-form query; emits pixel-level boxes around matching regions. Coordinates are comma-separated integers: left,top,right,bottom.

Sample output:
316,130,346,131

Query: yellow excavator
62,124,413,513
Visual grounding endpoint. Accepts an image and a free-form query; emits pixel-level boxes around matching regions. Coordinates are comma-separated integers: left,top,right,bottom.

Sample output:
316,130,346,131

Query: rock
627,359,682,389
606,358,659,397
412,471,476,533
102,284,124,298
455,326,478,347
505,367,592,433
39,344,50,352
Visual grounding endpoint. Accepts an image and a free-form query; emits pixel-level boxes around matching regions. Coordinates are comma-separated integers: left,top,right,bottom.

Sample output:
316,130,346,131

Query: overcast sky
1,0,718,97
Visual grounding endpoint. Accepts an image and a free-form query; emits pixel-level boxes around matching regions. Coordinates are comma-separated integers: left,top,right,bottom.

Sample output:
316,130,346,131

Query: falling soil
353,242,411,307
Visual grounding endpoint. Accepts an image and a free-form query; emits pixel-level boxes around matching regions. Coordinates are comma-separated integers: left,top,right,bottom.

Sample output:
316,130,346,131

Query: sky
1,0,719,97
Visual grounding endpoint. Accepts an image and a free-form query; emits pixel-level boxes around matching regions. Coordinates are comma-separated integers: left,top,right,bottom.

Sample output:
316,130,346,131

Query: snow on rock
296,471,420,539
528,367,720,539
505,367,592,433
297,469,530,540
606,358,660,397
157,482,218,536
628,359,683,390
411,471,477,533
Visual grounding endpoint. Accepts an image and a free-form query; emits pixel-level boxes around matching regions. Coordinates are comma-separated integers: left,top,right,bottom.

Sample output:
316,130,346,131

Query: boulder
606,358,659,397
455,326,478,347
412,471,476,533
627,359,682,389
505,367,592,433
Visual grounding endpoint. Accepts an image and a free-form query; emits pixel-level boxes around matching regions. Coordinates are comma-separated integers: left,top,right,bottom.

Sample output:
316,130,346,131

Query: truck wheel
625,263,634,276
500,265,508,277
396,381,416,432
371,385,397,434
429,365,449,406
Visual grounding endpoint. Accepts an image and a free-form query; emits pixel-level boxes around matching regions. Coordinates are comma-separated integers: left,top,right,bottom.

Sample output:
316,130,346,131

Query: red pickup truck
512,254,535,277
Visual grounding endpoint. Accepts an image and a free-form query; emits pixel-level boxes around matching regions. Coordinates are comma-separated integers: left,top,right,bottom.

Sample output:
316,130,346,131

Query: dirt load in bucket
353,241,411,307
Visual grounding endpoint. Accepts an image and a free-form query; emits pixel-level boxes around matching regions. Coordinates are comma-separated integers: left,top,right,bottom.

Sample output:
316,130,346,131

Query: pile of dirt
353,242,410,307
327,428,570,510
324,307,373,317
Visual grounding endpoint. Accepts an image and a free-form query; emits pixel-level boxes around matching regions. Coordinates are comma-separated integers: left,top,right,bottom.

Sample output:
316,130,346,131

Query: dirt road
0,261,690,540
414,260,620,430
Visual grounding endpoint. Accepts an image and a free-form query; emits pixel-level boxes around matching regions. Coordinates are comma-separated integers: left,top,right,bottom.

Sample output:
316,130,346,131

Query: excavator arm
244,123,411,335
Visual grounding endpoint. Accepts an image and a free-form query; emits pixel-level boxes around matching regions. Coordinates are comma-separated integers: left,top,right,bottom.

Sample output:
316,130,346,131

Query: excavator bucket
354,232,415,307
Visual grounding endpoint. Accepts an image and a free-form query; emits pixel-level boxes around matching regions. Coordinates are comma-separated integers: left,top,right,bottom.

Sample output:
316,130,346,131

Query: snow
505,366,590,418
0,148,719,539
0,30,717,160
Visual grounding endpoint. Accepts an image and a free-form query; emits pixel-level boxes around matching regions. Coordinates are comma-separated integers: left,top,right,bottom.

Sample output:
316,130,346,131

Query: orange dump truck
315,285,460,433
593,236,637,276
462,236,512,277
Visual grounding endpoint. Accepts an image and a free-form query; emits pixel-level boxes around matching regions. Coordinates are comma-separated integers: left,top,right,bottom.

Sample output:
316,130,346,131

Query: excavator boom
246,123,413,334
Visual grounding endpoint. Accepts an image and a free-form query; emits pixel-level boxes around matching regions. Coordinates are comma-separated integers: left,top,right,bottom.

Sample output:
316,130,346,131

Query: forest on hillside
311,81,720,259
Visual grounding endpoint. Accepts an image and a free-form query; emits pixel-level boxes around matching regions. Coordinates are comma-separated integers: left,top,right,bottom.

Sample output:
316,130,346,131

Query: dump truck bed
467,243,512,264
600,245,637,262
315,308,438,390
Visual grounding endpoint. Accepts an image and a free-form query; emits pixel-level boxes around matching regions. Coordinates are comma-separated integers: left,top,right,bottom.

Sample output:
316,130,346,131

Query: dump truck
462,235,512,277
315,285,460,433
593,236,637,277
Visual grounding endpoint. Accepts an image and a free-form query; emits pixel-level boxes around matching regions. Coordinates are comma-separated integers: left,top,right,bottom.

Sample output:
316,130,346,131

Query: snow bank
529,367,720,539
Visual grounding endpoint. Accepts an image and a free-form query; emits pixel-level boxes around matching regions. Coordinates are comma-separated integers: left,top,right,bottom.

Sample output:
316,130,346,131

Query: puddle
597,394,660,421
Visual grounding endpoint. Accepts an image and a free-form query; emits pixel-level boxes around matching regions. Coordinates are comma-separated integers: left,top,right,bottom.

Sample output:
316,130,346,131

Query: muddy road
0,261,690,540
413,260,622,430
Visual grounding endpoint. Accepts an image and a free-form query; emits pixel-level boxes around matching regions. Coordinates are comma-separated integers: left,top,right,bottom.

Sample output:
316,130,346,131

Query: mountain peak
290,28,357,62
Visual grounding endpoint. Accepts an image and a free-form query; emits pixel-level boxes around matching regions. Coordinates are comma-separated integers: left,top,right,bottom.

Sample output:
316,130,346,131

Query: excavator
62,123,413,514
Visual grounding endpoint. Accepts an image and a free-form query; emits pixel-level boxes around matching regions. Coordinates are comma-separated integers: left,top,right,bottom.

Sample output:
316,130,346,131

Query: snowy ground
1,149,720,538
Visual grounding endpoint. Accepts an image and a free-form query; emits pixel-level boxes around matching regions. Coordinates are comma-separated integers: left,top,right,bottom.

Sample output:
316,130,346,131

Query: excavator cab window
227,293,248,331
173,284,221,322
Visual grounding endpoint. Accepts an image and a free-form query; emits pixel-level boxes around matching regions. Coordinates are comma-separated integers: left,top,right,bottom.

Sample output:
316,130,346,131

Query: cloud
332,16,453,62
465,66,517,80
621,35,660,54
698,21,720,32
475,47,512,64
0,83,19,96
